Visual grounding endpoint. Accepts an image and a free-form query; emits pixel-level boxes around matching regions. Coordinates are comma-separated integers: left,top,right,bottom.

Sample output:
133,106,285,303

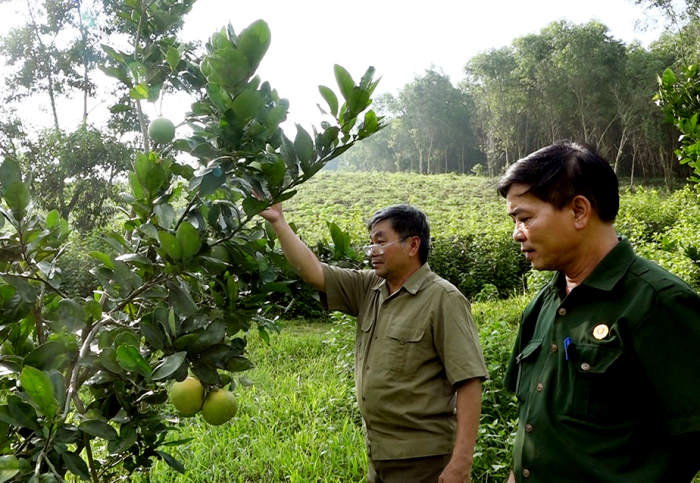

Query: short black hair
366,205,431,264
497,141,619,222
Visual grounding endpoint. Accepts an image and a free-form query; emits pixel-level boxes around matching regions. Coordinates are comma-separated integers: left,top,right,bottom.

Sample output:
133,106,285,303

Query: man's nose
513,225,526,242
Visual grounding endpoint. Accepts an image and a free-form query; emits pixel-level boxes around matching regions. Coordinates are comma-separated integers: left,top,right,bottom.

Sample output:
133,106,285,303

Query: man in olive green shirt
260,204,487,483
498,141,700,482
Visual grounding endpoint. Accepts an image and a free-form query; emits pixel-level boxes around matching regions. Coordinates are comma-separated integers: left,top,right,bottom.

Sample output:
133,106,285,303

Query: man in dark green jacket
498,141,700,482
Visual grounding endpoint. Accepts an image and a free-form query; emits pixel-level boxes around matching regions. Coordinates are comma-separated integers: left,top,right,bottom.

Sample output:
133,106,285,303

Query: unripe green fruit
169,377,205,416
148,118,176,144
22,338,35,355
201,388,238,425
210,245,230,264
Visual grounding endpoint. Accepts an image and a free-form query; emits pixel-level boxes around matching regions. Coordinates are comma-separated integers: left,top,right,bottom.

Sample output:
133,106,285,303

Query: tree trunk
461,144,465,174
427,133,434,175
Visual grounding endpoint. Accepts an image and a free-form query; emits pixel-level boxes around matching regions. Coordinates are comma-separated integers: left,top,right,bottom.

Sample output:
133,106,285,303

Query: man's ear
407,236,421,258
571,195,592,230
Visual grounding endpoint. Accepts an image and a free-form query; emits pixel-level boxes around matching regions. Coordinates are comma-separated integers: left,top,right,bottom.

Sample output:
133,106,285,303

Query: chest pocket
385,326,426,374
568,343,628,423
515,339,543,402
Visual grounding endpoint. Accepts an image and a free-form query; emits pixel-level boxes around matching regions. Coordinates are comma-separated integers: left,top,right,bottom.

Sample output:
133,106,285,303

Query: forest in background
333,4,700,186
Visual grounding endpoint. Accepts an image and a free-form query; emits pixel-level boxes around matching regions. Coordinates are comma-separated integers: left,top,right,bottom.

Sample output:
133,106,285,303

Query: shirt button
523,468,531,478
536,382,544,392
362,396,366,401
525,423,533,433
374,336,378,340
550,344,558,353
581,362,591,371
558,308,566,316
366,366,369,370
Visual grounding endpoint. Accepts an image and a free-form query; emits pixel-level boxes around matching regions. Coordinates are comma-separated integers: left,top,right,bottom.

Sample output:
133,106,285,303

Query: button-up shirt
504,238,700,482
322,263,488,460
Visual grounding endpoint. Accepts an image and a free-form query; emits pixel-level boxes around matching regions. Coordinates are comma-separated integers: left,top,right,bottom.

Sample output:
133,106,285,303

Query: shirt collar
372,263,433,294
580,237,636,291
547,237,636,294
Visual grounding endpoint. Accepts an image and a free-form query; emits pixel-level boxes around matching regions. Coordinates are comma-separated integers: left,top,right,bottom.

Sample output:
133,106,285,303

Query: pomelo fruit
169,376,205,416
148,118,176,144
201,388,238,425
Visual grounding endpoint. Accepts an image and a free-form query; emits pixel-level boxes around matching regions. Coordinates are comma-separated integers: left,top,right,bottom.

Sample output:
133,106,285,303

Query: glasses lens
363,245,382,256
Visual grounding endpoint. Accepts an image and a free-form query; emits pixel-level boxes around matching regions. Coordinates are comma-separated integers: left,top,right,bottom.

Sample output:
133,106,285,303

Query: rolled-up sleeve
321,264,379,317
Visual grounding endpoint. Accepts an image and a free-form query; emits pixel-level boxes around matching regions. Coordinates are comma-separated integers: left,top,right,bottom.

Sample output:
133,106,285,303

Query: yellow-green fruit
169,377,205,416
201,388,238,426
148,118,176,144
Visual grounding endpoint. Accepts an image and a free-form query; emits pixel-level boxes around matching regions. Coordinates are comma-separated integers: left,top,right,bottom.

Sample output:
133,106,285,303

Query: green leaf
166,46,181,71
20,367,56,419
128,172,144,199
7,396,41,432
23,341,69,372
167,282,198,317
198,169,226,196
662,67,676,86
110,424,138,454
0,158,22,187
328,222,349,257
79,419,118,440
231,89,262,125
157,451,186,474
334,65,355,101
236,19,271,73
0,274,36,304
58,299,87,331
0,455,22,483
159,231,182,261
294,125,314,164
116,344,152,380
154,203,176,229
206,83,227,112
152,351,187,380
318,86,339,118
62,451,90,481
266,105,287,132
46,210,60,228
242,197,268,217
129,83,149,100
176,222,201,260
3,181,29,217
226,357,254,372
89,252,115,270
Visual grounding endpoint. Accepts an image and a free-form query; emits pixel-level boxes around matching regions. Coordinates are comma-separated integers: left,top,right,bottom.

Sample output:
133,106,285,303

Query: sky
0,0,666,135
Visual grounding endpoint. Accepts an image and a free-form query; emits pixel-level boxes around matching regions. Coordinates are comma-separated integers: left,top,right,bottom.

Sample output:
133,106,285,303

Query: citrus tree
657,65,700,186
0,7,382,482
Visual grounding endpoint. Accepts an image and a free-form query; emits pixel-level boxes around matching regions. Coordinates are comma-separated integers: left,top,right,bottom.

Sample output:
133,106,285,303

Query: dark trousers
368,454,452,483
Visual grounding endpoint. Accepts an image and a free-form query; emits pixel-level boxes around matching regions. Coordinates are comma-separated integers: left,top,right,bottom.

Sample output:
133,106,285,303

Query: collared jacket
504,238,700,482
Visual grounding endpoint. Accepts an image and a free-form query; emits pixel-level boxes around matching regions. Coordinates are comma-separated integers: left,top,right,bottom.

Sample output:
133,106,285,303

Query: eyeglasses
361,236,410,256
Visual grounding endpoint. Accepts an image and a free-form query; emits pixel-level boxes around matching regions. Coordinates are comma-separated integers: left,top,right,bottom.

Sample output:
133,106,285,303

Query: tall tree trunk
427,133,434,175
461,144,465,174
77,0,89,120
26,0,60,130
630,143,637,188
613,125,628,174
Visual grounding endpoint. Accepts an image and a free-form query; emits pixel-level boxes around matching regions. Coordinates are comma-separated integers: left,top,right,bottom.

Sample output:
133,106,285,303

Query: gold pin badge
593,324,609,340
